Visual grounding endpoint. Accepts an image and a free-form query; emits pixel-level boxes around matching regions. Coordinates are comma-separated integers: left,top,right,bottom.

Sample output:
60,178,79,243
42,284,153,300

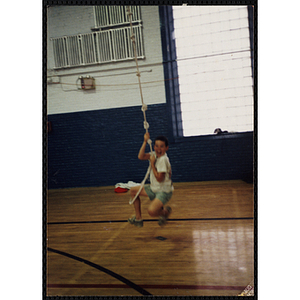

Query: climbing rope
127,6,153,205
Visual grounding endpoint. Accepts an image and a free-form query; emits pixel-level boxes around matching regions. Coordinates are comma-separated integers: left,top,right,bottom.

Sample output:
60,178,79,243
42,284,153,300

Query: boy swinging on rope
128,132,173,227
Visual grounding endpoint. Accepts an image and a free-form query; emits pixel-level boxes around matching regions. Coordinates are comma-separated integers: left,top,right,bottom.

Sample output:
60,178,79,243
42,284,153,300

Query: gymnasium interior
46,5,255,297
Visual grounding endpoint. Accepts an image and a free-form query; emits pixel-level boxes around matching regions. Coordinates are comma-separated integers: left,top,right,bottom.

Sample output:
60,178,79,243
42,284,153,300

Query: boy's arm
150,155,165,182
138,133,151,160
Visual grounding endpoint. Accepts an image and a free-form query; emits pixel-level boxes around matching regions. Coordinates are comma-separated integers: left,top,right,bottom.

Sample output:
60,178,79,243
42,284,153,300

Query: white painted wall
47,6,166,115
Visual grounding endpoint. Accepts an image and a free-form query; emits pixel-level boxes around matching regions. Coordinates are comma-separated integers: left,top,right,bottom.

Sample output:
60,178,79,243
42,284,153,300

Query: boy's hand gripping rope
127,7,153,205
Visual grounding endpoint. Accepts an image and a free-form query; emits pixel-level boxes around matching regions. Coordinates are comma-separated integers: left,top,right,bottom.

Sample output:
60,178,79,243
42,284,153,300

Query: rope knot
143,121,149,130
141,104,148,112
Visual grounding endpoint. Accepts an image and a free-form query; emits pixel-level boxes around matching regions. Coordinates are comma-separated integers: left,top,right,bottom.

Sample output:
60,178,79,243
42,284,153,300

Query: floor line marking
67,221,128,287
47,247,152,296
47,283,245,291
48,217,253,225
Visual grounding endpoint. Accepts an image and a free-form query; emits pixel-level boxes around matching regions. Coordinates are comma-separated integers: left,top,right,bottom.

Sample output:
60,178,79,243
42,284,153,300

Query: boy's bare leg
133,197,142,220
147,198,170,218
130,186,148,220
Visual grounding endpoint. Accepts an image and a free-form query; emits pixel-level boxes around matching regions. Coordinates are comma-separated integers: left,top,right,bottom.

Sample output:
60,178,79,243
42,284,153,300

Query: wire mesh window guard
51,6,144,69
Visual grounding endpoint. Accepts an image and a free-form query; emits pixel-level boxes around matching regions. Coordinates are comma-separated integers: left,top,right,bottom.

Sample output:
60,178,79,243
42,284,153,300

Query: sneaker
158,206,172,226
128,216,143,227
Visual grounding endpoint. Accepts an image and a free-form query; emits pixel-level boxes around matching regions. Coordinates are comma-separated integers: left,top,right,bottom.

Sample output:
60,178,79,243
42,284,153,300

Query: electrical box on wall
78,76,95,90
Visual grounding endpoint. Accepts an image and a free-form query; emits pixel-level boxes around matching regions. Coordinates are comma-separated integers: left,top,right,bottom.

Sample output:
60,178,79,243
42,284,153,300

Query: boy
128,132,173,227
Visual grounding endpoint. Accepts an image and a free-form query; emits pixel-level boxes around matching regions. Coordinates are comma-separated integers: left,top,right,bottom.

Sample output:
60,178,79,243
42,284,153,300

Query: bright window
173,6,254,136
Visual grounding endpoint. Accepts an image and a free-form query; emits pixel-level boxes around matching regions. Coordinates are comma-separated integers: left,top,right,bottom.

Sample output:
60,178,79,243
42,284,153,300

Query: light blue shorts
144,185,173,205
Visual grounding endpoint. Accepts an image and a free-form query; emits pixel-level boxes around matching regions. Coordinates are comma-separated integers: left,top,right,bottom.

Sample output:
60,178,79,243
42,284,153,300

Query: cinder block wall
48,104,253,189
47,6,166,115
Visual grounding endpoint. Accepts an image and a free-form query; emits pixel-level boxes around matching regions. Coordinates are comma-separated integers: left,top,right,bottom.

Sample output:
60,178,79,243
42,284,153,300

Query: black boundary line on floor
47,217,253,225
47,247,152,296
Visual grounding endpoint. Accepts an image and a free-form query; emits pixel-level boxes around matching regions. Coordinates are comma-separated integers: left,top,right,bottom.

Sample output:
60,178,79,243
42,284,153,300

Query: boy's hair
155,135,169,147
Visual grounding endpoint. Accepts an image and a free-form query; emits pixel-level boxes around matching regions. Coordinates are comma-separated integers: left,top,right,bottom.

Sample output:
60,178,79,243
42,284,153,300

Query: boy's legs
147,198,171,218
130,186,148,220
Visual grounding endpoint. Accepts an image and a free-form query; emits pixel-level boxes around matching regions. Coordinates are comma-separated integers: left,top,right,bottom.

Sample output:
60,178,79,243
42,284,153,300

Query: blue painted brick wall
48,104,253,189
169,133,253,183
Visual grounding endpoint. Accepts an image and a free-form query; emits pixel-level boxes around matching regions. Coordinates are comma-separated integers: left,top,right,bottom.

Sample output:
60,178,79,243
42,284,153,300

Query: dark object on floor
156,236,167,241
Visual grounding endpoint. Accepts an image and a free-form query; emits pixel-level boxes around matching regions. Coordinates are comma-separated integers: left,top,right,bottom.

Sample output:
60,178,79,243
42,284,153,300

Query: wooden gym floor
46,180,255,297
